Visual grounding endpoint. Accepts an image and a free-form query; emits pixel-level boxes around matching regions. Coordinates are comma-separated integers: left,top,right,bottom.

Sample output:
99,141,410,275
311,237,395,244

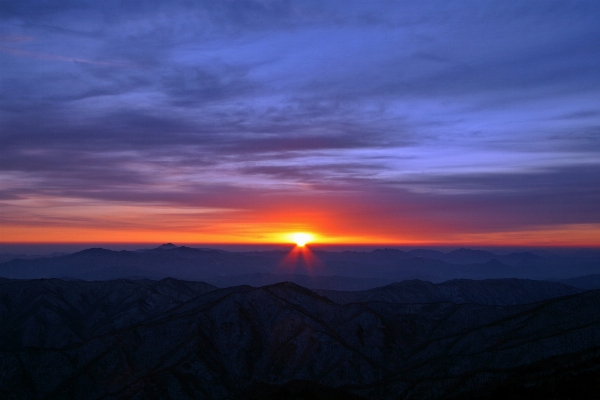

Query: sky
1,0,600,246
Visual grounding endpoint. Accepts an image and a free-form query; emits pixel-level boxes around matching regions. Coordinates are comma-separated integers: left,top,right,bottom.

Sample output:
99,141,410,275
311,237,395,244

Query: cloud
0,46,125,66
1,0,600,242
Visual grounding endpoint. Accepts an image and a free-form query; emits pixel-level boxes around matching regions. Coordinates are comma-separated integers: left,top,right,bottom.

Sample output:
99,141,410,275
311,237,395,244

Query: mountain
407,248,446,259
1,245,600,288
407,248,544,266
555,274,600,290
444,247,498,264
0,253,29,263
316,278,582,305
499,251,543,266
0,246,273,281
0,278,216,350
154,243,178,250
0,277,599,399
0,252,68,263
204,273,394,291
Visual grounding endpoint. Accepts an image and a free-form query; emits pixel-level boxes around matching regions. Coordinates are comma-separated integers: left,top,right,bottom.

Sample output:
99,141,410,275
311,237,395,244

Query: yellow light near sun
290,232,314,247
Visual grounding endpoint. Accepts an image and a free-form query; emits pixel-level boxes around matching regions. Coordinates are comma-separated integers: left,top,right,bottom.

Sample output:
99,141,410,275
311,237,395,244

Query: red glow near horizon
2,201,600,247
278,245,323,275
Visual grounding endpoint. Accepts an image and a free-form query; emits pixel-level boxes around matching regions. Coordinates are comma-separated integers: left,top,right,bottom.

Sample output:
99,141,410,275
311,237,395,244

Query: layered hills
1,245,598,398
1,244,600,289
0,277,599,399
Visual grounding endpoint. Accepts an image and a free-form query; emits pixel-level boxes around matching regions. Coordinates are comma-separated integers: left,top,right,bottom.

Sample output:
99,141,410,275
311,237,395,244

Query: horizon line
1,242,599,249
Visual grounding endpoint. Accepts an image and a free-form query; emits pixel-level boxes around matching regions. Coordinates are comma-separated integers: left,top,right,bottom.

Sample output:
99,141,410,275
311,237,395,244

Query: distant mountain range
1,244,600,289
316,278,581,305
0,277,598,399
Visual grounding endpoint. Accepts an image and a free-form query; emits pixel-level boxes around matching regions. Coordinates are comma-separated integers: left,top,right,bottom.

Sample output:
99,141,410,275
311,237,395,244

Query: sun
290,232,314,247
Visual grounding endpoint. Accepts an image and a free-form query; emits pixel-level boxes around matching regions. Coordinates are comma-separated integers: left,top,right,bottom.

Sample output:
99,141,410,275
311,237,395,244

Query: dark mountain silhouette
317,278,581,305
555,274,600,290
444,247,498,263
0,253,29,263
0,277,599,399
407,248,544,266
1,245,600,288
0,246,271,281
155,243,178,250
0,252,69,264
407,248,446,259
0,278,216,350
205,273,394,291
499,251,543,266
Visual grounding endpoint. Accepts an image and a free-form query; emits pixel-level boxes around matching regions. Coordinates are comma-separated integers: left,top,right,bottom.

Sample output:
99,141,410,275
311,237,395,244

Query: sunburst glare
289,232,314,247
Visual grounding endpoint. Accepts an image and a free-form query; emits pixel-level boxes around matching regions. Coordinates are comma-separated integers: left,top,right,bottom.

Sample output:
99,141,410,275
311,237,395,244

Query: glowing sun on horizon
290,232,314,247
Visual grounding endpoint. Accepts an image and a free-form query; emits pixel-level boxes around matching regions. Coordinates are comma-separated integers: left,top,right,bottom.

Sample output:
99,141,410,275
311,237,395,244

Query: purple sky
1,1,600,245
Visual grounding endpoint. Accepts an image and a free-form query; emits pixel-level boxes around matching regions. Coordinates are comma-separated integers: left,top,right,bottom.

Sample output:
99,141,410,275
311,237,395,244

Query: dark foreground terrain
0,277,599,399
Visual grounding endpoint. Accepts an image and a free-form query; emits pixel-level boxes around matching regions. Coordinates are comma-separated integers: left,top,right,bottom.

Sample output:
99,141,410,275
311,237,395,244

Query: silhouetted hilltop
156,243,178,250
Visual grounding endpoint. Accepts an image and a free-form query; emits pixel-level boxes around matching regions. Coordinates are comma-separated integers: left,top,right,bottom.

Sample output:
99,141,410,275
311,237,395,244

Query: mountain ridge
0,278,598,399
2,244,599,286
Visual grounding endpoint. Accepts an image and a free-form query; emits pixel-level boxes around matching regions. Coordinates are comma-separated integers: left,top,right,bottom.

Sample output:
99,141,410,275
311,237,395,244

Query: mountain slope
0,278,599,399
0,278,217,350
556,274,600,290
317,278,582,305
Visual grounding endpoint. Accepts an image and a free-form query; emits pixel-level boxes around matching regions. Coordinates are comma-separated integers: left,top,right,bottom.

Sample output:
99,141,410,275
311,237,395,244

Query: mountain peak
156,243,178,250
485,259,506,267
449,248,492,256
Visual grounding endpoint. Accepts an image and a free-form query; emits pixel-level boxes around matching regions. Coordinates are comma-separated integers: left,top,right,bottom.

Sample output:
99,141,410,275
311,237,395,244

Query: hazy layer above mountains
1,244,599,290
